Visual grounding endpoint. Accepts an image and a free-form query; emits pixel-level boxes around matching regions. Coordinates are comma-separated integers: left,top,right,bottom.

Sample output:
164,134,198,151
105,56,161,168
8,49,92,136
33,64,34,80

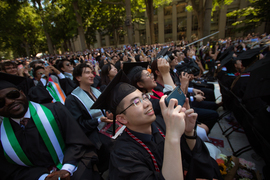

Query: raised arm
160,95,185,180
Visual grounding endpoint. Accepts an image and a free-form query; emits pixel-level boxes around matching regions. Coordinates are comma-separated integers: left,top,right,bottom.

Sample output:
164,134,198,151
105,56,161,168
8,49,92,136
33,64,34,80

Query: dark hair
127,67,147,93
57,59,70,73
111,55,117,60
116,99,126,115
1,61,17,71
135,55,140,62
151,59,158,80
172,50,180,55
183,47,190,58
101,63,115,86
131,71,146,92
114,60,122,71
73,63,92,86
33,66,44,78
99,59,109,69
30,60,44,68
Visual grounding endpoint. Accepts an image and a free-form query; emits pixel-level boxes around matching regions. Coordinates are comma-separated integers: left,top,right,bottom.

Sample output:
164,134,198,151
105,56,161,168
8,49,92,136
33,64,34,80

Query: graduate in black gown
91,70,222,180
0,76,99,180
65,63,114,174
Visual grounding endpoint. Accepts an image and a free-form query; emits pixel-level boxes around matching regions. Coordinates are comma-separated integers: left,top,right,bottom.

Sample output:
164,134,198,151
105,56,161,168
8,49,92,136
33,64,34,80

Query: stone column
186,1,192,41
236,0,248,37
134,23,140,44
105,35,110,46
158,6,165,43
172,1,178,41
124,34,129,44
145,11,151,45
257,22,266,35
77,35,82,51
95,31,101,48
70,39,74,52
218,5,228,39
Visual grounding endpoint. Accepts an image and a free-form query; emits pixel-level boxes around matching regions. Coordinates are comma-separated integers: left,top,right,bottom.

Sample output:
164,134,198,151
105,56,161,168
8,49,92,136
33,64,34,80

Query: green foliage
0,1,46,57
153,0,171,8
185,5,193,12
226,0,270,32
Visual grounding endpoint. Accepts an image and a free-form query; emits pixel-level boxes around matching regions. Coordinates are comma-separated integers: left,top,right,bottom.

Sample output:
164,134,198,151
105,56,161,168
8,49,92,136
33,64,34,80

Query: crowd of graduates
0,32,270,179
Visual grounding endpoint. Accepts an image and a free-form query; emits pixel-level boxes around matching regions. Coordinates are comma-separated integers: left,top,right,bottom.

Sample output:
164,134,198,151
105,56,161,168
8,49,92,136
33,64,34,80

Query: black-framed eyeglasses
119,94,150,114
0,90,21,108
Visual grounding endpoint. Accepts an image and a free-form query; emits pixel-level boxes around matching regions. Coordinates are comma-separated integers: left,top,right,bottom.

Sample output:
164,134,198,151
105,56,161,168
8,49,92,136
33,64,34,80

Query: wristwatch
184,129,197,139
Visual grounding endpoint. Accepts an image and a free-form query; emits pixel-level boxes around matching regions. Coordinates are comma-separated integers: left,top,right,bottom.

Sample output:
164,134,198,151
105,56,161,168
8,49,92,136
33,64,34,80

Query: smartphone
74,60,79,64
163,55,171,63
165,87,186,107
44,63,49,67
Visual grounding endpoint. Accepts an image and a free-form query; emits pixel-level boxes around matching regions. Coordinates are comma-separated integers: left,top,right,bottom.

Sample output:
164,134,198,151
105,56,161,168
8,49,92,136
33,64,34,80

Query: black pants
193,107,219,133
192,100,218,110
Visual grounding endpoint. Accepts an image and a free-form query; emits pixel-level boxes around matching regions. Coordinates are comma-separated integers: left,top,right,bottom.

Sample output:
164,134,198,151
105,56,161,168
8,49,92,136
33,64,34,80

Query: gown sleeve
65,95,99,135
180,136,223,179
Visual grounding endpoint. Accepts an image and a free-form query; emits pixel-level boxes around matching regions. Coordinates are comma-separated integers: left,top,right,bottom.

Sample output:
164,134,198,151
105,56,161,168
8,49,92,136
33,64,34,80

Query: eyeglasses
66,63,71,66
119,94,150,114
145,73,154,78
0,90,21,108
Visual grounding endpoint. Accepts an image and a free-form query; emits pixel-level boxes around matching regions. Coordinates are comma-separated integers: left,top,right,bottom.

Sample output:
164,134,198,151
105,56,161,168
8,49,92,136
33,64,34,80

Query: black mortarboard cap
123,62,148,80
218,52,234,68
91,70,137,134
156,47,169,59
218,45,234,61
244,52,270,73
0,72,27,90
242,61,270,101
235,47,264,67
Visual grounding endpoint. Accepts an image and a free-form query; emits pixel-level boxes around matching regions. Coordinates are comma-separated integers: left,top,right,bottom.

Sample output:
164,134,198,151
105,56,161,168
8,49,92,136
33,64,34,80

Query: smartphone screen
165,87,186,106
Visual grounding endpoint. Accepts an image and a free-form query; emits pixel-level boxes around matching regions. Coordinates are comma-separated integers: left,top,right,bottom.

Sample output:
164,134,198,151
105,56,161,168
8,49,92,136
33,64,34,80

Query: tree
226,0,270,34
31,0,55,54
72,0,87,51
0,0,45,57
142,0,171,44
188,0,233,41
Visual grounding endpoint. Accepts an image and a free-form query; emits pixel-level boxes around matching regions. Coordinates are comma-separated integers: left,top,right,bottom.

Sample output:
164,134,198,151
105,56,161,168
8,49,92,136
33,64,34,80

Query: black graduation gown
17,77,35,98
65,92,114,173
109,121,222,180
170,69,180,86
28,81,53,104
58,78,77,96
0,102,98,180
65,93,105,149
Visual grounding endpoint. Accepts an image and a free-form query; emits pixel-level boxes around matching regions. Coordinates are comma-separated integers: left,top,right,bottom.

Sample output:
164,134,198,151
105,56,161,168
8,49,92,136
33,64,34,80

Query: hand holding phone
165,87,186,107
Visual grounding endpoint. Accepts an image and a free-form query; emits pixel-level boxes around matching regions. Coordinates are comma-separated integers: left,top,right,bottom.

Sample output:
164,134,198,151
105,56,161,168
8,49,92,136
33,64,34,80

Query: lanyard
125,127,165,172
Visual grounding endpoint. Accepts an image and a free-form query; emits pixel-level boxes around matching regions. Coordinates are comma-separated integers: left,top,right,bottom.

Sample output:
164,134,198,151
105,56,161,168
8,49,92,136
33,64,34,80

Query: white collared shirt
11,108,30,124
